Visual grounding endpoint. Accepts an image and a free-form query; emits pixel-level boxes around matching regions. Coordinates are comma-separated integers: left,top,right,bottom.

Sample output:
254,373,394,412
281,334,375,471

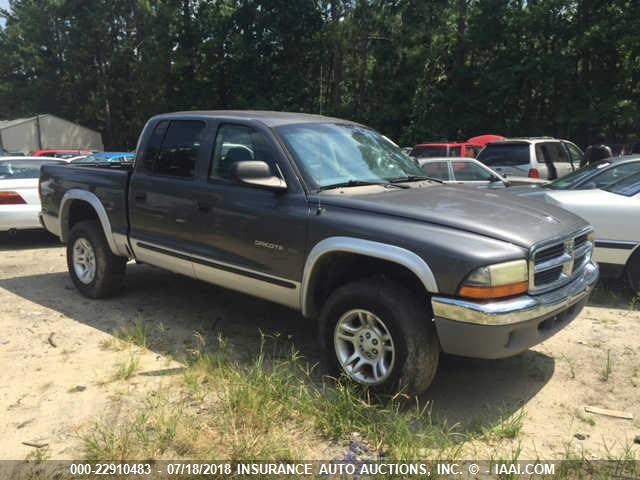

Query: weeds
479,409,526,441
111,355,140,381
561,353,576,379
116,318,150,349
599,350,613,382
84,332,457,461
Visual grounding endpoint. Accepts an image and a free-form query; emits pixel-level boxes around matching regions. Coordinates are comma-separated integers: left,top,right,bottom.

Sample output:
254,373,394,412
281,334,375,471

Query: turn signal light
0,191,27,205
458,281,529,300
528,168,540,178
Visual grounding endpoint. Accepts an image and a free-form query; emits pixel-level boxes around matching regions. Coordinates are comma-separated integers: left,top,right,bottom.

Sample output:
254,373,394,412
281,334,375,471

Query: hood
315,184,589,248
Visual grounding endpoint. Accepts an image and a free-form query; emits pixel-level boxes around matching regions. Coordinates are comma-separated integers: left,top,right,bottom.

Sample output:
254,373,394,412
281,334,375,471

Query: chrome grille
529,228,593,293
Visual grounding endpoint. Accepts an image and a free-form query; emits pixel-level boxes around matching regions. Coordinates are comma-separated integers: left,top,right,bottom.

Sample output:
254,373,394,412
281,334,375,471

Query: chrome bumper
431,261,599,326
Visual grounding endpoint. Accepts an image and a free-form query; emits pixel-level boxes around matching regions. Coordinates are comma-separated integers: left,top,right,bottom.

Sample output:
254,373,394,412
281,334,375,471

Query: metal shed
0,114,103,154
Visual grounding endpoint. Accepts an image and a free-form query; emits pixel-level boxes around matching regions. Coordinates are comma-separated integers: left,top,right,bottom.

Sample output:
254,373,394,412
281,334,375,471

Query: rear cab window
477,143,530,166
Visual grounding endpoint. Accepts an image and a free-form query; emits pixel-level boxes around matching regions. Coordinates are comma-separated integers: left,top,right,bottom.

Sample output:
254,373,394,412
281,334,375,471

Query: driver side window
209,124,275,180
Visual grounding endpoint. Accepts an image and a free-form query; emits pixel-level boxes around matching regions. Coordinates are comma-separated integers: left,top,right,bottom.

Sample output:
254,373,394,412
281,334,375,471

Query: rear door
450,160,498,187
545,141,574,179
563,141,584,169
128,119,211,277
419,160,451,181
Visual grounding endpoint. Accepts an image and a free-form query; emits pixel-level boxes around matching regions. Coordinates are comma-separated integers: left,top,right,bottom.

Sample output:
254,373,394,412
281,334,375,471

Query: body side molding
301,236,439,317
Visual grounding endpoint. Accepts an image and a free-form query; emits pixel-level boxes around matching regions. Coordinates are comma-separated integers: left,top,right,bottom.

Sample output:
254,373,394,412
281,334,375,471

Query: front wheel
318,277,440,395
67,220,127,298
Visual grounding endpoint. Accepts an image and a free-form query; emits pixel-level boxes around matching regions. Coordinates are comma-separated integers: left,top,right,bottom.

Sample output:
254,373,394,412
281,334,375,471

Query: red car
32,149,95,159
410,142,479,159
410,134,506,159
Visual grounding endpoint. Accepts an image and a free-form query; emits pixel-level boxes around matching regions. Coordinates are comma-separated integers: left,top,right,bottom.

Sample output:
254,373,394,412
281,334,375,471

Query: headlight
458,259,529,300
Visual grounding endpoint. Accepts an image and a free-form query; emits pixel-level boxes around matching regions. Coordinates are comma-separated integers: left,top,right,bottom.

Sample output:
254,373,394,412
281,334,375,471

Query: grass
599,350,613,382
83,332,458,461
111,354,141,382
561,353,576,379
479,409,526,441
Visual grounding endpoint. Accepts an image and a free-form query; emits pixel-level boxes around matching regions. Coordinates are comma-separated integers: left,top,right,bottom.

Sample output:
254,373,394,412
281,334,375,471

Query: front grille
534,266,563,285
529,228,593,293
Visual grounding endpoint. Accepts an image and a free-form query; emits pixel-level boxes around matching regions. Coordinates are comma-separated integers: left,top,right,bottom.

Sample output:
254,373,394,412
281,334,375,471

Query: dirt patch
0,232,639,460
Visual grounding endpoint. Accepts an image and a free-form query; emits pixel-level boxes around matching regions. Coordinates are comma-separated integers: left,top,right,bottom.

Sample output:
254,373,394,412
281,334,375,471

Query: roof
0,114,100,133
0,117,37,130
155,110,358,128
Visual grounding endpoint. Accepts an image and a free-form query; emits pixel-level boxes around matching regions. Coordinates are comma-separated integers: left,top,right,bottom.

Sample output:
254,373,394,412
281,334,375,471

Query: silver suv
476,137,584,180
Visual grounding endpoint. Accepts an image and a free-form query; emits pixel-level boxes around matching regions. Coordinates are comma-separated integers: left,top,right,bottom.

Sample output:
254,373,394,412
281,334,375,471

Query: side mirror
230,161,287,191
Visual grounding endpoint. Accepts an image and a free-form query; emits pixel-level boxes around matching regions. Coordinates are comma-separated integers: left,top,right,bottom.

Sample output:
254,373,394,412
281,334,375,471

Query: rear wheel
67,220,126,298
626,250,640,295
318,277,440,395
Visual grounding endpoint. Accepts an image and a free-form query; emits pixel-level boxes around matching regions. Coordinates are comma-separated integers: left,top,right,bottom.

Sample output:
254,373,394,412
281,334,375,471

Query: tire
67,220,126,298
318,277,440,396
626,250,640,295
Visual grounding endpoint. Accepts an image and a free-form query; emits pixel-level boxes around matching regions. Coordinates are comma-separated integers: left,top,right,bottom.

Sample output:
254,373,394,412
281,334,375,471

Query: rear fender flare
59,189,126,256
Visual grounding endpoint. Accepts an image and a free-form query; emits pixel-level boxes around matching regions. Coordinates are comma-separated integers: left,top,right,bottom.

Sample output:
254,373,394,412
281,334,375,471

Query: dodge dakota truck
39,111,599,394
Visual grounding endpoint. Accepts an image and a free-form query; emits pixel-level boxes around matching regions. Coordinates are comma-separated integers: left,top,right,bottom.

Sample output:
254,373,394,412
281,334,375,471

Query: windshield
546,160,613,189
276,123,426,189
0,160,65,179
602,171,640,197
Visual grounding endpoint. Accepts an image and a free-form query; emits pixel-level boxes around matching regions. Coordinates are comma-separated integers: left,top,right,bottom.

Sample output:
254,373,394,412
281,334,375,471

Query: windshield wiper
317,180,388,191
388,175,444,184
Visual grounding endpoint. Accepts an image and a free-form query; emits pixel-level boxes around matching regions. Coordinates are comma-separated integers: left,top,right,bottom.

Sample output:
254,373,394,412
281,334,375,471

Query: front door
189,122,309,308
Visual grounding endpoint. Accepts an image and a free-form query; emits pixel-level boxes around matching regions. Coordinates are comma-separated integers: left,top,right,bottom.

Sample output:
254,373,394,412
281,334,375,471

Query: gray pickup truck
39,111,599,394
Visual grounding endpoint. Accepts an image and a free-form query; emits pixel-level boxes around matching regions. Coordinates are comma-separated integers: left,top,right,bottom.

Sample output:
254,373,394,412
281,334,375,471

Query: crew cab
39,111,599,394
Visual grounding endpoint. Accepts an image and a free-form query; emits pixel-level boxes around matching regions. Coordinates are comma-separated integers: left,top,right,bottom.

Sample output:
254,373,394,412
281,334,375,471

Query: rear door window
451,161,494,181
421,161,451,180
477,144,530,166
141,120,205,178
564,142,584,166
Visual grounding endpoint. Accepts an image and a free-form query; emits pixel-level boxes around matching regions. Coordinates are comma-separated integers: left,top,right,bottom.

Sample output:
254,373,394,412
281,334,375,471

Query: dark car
39,111,598,395
509,155,640,198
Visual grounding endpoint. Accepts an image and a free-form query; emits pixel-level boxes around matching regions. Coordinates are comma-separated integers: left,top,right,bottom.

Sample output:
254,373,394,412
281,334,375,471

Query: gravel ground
0,231,638,460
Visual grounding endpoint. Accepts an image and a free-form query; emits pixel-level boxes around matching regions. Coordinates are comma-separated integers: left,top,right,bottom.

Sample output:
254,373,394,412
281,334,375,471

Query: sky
0,0,8,27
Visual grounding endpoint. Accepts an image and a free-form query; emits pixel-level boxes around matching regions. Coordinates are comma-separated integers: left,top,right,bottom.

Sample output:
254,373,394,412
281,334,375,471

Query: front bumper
431,261,599,359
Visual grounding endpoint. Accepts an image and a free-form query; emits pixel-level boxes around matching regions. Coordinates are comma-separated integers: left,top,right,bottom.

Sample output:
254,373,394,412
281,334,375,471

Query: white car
417,157,548,188
0,156,69,233
540,171,640,293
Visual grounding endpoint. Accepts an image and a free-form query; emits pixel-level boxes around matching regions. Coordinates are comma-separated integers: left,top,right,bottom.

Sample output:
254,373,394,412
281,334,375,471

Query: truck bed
39,163,132,238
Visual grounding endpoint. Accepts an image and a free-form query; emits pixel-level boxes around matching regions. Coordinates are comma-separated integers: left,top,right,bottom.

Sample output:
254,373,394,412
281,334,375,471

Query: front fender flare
300,236,439,317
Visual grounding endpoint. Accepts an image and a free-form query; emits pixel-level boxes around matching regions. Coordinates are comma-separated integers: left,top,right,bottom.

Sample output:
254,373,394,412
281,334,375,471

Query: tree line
1,0,638,150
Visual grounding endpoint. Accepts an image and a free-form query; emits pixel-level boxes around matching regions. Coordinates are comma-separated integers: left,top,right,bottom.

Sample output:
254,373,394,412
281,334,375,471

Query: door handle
134,192,147,201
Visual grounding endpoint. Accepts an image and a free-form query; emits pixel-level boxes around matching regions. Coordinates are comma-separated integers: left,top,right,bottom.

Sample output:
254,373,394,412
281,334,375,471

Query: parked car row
2,111,639,397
